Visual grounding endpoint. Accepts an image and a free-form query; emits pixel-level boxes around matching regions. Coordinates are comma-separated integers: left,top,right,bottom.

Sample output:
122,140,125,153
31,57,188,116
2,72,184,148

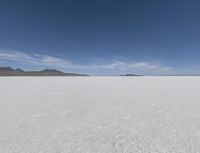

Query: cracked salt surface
1,77,200,153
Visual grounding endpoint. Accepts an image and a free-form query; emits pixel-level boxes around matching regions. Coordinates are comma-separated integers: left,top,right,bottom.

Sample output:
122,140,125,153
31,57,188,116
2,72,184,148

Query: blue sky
0,0,200,75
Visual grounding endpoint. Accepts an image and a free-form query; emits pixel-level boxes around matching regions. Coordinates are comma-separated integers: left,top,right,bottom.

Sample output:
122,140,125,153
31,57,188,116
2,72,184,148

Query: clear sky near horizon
0,0,200,75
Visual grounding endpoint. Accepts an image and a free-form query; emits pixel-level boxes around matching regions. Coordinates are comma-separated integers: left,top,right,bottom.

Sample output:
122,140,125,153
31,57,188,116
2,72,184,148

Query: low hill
0,67,88,76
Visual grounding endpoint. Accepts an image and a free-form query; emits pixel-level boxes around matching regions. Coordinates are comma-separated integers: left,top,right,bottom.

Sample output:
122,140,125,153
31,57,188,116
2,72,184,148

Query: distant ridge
120,74,142,76
0,67,88,76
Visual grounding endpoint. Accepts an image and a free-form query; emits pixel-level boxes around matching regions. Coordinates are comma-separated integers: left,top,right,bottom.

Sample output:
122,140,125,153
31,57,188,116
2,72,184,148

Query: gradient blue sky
0,0,200,75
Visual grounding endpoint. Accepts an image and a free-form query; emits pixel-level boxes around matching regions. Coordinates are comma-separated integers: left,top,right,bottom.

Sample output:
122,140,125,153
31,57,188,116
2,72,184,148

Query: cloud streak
0,50,172,75
0,51,73,67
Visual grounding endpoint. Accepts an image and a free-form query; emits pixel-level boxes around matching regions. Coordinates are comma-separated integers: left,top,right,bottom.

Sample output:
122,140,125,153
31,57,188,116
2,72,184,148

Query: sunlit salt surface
1,77,200,153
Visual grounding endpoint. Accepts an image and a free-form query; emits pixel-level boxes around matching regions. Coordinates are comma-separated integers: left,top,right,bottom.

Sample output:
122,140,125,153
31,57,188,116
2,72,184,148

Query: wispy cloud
88,61,171,71
0,50,73,67
0,50,172,75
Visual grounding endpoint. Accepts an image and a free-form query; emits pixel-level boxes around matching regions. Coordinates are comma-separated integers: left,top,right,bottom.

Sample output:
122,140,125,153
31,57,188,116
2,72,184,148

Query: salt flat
1,77,200,153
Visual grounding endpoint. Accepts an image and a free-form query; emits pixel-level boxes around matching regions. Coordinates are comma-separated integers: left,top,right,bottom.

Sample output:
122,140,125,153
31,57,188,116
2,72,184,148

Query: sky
0,0,200,75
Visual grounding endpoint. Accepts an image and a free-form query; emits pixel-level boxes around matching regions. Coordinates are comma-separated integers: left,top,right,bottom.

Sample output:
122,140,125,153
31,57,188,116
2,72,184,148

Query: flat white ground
1,77,200,153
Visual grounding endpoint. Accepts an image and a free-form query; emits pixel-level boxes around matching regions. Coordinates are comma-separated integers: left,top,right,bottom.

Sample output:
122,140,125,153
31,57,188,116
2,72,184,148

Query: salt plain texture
1,77,200,153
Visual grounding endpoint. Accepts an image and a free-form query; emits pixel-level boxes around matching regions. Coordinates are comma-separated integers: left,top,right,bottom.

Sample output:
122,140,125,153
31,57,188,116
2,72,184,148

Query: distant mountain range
0,67,88,76
120,74,142,76
0,67,142,76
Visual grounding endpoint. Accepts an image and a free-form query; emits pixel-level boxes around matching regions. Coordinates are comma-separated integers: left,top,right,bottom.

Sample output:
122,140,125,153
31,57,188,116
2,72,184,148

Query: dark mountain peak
41,69,63,73
16,68,24,72
0,67,15,71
